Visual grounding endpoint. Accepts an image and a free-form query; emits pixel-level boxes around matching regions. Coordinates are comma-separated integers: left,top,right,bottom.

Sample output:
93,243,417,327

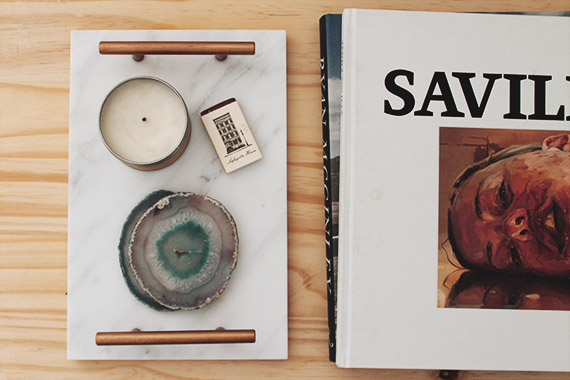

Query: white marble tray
68,30,287,360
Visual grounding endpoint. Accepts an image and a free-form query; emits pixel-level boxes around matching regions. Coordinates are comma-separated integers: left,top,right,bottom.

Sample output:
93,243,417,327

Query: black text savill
384,69,570,121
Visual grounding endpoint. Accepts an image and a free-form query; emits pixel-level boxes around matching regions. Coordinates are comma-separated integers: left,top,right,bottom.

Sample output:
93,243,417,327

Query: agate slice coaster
120,191,238,310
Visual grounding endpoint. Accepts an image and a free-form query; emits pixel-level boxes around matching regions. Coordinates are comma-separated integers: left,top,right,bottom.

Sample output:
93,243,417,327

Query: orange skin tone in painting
446,271,570,310
450,135,570,278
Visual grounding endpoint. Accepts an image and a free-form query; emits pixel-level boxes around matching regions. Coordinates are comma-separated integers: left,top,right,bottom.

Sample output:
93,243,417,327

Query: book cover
337,10,569,370
319,13,342,363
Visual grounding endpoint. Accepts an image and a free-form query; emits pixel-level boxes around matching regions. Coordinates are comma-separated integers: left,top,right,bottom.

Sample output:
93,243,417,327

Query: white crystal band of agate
99,76,191,171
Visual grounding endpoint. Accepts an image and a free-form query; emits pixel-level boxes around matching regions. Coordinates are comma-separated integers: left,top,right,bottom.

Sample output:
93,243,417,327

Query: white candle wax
100,77,188,165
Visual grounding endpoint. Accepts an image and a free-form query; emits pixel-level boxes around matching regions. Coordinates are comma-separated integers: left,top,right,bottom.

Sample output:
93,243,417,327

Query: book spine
319,14,336,363
335,9,354,367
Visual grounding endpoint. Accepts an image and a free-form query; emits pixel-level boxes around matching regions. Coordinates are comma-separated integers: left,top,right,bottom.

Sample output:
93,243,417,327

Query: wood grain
1,1,568,379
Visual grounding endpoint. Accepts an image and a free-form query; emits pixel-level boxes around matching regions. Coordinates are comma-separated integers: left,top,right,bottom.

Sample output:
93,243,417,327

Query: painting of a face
449,135,570,277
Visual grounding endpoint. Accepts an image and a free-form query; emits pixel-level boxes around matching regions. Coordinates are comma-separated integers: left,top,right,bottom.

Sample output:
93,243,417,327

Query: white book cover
337,10,570,370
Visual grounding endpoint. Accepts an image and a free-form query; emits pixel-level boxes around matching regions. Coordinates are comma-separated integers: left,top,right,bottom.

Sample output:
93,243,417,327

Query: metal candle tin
99,76,191,171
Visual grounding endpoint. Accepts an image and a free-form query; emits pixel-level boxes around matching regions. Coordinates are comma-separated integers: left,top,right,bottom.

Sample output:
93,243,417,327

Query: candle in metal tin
99,77,190,170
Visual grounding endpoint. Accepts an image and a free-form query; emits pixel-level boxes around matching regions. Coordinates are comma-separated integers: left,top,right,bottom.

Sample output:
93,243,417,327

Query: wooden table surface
1,1,569,379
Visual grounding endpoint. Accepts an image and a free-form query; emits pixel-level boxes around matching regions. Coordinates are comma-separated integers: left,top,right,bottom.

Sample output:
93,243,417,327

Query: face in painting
449,134,570,277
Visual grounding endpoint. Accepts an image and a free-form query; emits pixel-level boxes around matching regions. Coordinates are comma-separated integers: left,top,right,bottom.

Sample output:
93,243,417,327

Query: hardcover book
337,9,570,370
319,13,342,362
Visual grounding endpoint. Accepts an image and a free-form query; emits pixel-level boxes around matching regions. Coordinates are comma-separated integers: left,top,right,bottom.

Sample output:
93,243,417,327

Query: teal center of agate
155,221,210,279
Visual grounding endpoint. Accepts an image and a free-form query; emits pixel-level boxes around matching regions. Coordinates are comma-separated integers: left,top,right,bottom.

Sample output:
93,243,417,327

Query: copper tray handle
99,41,255,61
96,329,256,346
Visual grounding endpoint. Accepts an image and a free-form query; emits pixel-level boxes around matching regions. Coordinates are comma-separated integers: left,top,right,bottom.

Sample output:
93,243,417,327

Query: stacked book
320,9,570,371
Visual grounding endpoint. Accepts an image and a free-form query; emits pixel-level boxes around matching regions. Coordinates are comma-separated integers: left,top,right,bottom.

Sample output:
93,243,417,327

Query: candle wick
142,117,147,122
